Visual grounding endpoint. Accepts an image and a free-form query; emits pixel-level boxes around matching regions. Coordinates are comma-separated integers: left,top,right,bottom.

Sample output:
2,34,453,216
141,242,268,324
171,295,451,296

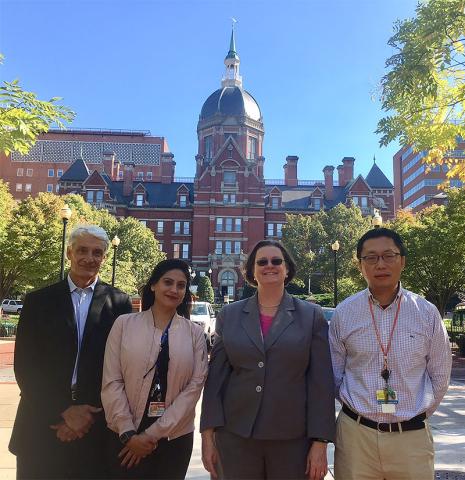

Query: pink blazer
102,310,208,441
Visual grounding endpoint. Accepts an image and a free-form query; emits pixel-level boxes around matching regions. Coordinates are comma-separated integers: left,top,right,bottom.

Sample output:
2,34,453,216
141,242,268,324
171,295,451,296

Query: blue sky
0,0,417,181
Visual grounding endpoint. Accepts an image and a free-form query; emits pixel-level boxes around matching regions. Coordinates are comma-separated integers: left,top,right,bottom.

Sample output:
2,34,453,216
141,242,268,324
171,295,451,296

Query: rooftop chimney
123,162,134,196
342,157,355,184
337,165,345,187
161,152,175,184
323,165,335,200
284,156,298,187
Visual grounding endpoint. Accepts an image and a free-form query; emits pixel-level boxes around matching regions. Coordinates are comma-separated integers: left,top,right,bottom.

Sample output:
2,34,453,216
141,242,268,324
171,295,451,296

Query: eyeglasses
256,258,284,267
360,253,401,265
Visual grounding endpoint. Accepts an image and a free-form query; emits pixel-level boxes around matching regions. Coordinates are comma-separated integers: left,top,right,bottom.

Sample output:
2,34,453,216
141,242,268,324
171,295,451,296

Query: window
271,197,279,209
135,194,144,207
140,220,147,227
16,183,22,192
223,193,236,205
247,136,257,160
86,191,94,203
146,171,153,180
157,221,164,234
96,191,104,203
174,221,181,234
277,223,283,238
267,223,274,236
179,195,187,207
204,135,213,161
158,242,163,252
17,168,23,176
225,218,233,232
224,170,236,185
136,171,144,180
47,184,53,192
351,196,359,206
48,169,54,177
314,198,321,210
360,196,368,208
182,244,189,259
234,241,241,254
215,241,222,254
234,218,241,232
173,243,180,258
118,170,123,179
216,218,223,232
57,169,63,177
183,222,190,235
26,168,33,177
25,184,32,192
225,241,232,254
56,184,60,192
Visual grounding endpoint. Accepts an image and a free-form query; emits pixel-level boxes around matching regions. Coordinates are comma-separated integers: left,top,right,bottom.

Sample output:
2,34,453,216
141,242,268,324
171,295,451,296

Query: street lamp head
372,212,383,228
331,240,340,252
60,204,72,221
111,235,121,248
208,268,212,274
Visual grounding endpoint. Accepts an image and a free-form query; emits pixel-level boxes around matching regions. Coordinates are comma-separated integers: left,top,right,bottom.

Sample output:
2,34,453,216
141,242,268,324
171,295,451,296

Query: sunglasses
256,258,284,267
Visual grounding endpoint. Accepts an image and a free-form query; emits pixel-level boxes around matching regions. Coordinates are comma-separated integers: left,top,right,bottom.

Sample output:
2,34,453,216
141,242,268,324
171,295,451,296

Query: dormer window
313,198,321,210
179,194,187,207
135,194,144,207
224,170,236,185
271,196,279,209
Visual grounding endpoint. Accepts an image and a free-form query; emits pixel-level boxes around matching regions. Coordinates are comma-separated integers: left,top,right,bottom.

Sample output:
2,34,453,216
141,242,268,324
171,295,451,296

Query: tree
377,0,465,181
197,276,215,303
388,188,465,315
0,53,75,155
0,179,14,240
282,204,371,297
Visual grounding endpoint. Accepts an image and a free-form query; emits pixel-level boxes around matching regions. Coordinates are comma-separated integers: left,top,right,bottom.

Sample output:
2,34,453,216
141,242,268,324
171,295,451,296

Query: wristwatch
119,430,137,445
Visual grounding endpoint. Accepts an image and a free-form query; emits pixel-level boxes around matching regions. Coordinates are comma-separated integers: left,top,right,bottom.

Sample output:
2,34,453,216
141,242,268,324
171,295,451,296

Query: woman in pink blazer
102,259,208,479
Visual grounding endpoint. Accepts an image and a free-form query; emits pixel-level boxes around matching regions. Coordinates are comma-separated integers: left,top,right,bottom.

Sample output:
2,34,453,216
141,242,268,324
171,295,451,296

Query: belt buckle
377,422,392,433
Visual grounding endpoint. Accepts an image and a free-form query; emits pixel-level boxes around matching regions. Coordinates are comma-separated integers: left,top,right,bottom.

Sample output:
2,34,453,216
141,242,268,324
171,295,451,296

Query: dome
199,86,262,122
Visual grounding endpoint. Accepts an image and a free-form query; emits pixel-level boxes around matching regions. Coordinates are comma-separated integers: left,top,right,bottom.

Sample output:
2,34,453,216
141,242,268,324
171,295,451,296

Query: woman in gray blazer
200,240,335,480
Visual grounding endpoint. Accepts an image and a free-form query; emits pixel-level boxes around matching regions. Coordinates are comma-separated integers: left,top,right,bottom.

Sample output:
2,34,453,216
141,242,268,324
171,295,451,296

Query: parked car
190,301,216,349
321,306,335,323
1,299,23,315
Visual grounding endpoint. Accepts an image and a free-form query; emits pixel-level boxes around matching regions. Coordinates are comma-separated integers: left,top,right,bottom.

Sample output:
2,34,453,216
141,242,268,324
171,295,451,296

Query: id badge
376,389,398,414
148,401,165,417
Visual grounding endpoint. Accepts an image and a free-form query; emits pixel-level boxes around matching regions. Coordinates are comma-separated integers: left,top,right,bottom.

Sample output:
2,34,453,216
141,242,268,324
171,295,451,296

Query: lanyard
368,294,402,374
143,318,173,379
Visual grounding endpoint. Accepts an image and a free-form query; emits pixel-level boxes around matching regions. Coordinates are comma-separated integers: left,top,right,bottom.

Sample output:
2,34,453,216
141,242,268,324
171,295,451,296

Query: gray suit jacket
200,292,335,442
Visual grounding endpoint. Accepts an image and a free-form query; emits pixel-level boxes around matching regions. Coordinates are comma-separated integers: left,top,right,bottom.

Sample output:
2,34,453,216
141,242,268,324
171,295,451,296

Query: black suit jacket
9,278,132,460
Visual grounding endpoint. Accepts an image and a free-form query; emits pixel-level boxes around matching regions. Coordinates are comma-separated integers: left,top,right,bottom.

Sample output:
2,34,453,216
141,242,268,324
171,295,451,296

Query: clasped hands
118,433,157,469
50,404,102,442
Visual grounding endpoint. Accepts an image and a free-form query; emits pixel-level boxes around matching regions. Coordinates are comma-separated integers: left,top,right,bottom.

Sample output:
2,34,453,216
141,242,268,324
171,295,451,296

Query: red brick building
393,145,464,212
0,30,394,300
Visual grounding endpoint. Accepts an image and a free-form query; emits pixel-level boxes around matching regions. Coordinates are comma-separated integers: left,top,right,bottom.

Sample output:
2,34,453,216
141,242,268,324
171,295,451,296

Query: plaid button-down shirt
329,286,452,423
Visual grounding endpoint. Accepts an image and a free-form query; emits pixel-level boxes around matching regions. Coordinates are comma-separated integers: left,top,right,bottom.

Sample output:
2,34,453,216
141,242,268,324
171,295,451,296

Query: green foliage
0,179,14,240
282,203,372,297
387,188,465,315
197,276,215,303
311,293,334,307
377,0,465,181
0,188,164,298
0,55,75,155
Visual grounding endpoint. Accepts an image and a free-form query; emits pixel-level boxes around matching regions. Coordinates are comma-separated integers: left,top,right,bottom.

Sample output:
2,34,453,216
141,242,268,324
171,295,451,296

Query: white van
190,301,216,349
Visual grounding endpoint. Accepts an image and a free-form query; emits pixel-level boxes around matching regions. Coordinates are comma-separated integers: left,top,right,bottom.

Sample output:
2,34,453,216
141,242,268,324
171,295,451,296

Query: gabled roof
60,158,90,182
366,163,393,189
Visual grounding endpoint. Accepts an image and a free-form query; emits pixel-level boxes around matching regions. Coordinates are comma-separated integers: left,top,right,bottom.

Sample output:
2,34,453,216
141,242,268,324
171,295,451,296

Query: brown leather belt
342,404,426,432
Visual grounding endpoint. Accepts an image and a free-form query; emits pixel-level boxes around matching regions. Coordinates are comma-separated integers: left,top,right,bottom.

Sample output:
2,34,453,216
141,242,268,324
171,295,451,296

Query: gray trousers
215,428,310,480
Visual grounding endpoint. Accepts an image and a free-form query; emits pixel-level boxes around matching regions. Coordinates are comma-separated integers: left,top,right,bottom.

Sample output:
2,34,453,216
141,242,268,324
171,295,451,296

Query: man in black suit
9,225,133,479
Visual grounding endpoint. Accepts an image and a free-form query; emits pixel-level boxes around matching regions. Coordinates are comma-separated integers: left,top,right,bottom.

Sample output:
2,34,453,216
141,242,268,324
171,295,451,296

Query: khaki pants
334,411,434,480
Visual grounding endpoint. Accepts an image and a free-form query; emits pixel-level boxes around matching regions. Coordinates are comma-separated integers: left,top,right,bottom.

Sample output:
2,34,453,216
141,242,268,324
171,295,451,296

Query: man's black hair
356,228,407,259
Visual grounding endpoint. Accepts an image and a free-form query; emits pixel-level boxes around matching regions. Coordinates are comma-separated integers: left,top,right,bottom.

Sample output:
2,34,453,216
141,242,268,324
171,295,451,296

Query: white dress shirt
329,285,452,423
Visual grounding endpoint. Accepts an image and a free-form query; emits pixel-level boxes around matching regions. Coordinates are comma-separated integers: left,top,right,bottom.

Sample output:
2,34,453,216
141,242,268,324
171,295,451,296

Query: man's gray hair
68,225,110,251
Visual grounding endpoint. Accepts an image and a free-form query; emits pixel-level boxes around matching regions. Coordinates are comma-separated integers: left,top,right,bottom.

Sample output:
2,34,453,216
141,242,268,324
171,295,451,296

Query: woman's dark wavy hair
140,259,192,318
243,239,296,287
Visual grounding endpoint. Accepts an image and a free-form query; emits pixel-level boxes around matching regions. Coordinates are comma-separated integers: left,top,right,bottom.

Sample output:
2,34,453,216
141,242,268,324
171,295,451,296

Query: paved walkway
0,342,464,479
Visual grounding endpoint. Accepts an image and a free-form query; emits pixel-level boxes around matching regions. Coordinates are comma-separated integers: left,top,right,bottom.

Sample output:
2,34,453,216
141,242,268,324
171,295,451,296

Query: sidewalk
0,348,464,479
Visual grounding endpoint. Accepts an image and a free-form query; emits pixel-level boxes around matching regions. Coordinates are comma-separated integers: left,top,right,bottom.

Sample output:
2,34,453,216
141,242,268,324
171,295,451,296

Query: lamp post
208,268,212,279
111,235,120,287
59,204,72,280
331,240,340,307
372,209,383,229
